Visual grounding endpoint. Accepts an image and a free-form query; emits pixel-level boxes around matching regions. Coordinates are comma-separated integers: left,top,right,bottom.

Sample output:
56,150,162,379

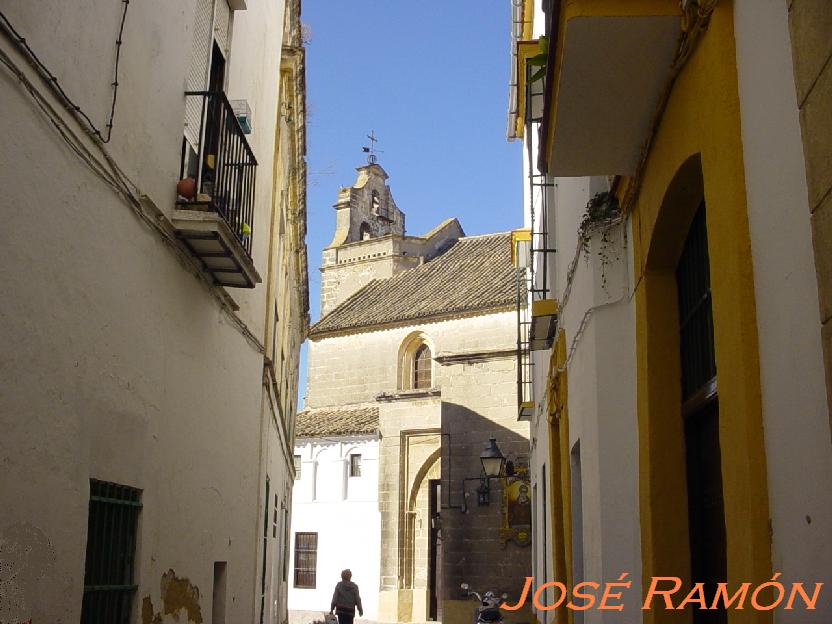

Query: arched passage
400,448,441,620
637,145,769,615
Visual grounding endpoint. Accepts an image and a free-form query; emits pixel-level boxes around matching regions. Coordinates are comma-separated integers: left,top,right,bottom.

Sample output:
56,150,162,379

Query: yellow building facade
511,1,832,622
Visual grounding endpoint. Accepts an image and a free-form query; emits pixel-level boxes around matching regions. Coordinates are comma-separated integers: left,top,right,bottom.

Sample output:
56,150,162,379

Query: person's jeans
337,613,355,624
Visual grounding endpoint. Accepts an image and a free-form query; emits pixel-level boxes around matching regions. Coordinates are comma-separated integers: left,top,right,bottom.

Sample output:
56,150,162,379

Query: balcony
529,298,558,351
516,269,534,421
174,91,261,288
540,1,680,176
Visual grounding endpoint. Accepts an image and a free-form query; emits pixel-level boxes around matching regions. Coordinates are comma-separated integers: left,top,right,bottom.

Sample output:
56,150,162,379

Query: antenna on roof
362,130,382,164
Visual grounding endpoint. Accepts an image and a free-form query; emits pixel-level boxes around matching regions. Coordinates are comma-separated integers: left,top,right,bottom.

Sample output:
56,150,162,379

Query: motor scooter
460,583,508,624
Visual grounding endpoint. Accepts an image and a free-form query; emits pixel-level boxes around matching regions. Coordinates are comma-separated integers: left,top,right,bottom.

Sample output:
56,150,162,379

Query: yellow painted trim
522,0,535,40
531,298,558,319
631,5,772,623
546,330,573,624
511,227,532,267
515,40,540,139
541,0,680,171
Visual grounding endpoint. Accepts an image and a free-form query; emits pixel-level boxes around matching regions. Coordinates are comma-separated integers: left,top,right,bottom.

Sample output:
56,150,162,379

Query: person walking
330,569,364,624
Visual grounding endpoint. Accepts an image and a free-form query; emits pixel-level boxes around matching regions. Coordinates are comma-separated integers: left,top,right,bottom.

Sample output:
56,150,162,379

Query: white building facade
289,432,382,621
0,1,308,623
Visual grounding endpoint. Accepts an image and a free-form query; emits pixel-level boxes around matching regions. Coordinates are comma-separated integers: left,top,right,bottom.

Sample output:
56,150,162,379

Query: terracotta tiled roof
295,405,379,437
310,232,515,336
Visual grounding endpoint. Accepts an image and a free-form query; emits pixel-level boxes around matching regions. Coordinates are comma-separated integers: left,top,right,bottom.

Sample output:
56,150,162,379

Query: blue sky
298,0,523,404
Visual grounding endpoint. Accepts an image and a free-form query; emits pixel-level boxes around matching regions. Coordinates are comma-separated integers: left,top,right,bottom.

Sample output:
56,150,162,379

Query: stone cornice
434,348,516,365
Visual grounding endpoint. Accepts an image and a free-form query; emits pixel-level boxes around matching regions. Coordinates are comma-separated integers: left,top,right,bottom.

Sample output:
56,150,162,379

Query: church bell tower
319,162,410,316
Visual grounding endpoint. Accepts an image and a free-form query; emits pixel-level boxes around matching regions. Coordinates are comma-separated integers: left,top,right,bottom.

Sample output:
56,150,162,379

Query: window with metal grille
413,344,432,389
294,455,302,479
294,532,318,588
676,203,717,401
81,479,142,624
349,454,362,477
677,202,726,621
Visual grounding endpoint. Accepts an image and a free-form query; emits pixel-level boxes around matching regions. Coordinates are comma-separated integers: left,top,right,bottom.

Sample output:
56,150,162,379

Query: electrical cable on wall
0,43,266,357
0,0,130,143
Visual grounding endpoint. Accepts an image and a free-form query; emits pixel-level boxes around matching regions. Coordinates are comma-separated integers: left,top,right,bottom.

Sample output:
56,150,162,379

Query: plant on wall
578,192,623,292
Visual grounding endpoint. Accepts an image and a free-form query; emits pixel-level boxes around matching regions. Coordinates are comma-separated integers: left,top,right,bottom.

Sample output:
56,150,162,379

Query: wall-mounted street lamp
461,438,506,512
480,438,506,478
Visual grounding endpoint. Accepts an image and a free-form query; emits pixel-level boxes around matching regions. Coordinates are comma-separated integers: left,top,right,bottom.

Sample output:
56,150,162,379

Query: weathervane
362,130,381,164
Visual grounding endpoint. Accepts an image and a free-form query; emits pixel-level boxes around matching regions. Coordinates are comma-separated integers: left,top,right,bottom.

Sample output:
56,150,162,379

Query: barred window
413,344,432,389
294,455,302,480
349,454,362,477
294,532,318,588
81,479,142,624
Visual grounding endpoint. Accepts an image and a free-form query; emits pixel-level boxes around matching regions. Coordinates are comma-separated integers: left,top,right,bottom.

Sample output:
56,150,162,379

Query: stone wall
789,0,832,435
318,218,465,316
305,312,518,408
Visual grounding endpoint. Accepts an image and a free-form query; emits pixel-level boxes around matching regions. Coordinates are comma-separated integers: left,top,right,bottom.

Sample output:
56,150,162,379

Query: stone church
288,163,532,624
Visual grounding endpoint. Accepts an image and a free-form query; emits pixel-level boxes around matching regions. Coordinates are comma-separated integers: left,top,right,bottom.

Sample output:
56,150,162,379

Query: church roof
296,404,379,437
310,232,515,336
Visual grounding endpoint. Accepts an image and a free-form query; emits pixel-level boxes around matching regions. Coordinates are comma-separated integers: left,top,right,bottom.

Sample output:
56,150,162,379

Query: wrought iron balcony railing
179,90,257,257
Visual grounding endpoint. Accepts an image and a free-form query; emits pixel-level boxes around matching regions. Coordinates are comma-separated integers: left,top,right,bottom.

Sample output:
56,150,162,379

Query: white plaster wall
549,178,641,623
225,0,287,331
289,437,381,620
305,312,517,408
264,420,298,624
734,2,832,617
0,1,296,622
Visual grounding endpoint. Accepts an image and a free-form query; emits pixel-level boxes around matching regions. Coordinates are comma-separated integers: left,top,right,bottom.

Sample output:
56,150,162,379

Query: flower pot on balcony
177,176,197,200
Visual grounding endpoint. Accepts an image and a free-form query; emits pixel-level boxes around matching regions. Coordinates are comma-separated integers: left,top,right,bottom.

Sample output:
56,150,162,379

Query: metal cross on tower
362,130,380,164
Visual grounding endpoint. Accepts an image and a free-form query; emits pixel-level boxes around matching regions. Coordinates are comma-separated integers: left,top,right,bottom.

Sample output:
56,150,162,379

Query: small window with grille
413,343,432,389
81,479,142,624
293,532,318,588
349,454,362,477
294,455,302,480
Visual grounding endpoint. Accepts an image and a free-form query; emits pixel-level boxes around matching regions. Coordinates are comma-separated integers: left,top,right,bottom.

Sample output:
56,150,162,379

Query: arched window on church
413,344,432,389
359,222,372,240
398,333,435,391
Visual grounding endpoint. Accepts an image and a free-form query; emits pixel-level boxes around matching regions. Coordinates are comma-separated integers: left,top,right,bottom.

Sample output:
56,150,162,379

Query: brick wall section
789,0,832,435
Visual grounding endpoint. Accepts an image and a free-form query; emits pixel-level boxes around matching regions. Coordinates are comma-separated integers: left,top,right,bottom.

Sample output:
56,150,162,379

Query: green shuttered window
81,479,142,624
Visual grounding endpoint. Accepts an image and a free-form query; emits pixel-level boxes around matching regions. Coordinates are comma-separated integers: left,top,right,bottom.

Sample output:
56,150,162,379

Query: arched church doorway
402,449,441,622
